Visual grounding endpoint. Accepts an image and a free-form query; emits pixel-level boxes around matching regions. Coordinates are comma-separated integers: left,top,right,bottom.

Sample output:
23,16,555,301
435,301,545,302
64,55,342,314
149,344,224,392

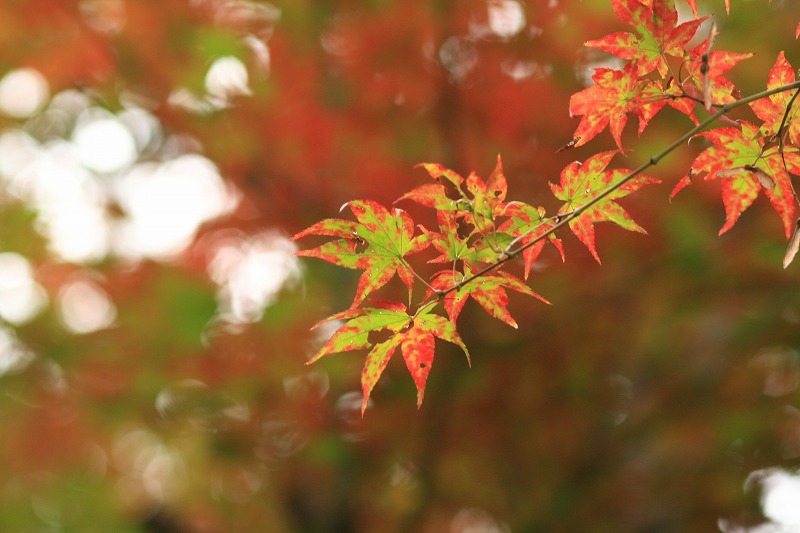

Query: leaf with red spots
682,121,799,236
396,182,454,210
585,0,706,77
684,41,752,108
569,64,665,150
292,200,429,307
750,52,800,147
396,162,467,210
309,305,469,413
461,155,509,231
429,267,549,328
550,151,660,263
400,156,508,232
497,202,565,279
416,162,466,189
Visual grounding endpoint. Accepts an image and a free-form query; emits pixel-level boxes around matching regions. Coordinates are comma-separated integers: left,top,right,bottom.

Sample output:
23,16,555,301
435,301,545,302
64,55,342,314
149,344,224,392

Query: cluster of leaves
571,0,800,243
294,0,800,413
294,154,655,412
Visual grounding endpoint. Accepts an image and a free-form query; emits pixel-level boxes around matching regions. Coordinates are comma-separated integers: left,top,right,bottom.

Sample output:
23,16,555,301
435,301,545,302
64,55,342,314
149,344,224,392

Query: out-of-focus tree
0,1,799,532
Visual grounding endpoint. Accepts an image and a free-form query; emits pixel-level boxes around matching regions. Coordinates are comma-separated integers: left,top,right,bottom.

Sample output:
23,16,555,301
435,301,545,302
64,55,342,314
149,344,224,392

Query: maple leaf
309,304,469,413
461,155,509,231
396,161,474,211
292,200,429,308
416,162,466,189
398,158,509,228
569,64,666,149
421,209,471,264
429,267,549,328
683,121,799,237
585,0,706,78
683,40,751,108
550,151,660,262
396,182,455,211
750,52,800,147
497,202,565,279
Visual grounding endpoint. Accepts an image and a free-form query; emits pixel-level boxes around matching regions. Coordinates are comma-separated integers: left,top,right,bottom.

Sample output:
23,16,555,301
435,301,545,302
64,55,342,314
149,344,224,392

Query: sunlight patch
208,231,300,323
58,278,117,334
0,253,48,325
487,0,526,39
72,109,138,174
0,68,49,118
112,155,235,260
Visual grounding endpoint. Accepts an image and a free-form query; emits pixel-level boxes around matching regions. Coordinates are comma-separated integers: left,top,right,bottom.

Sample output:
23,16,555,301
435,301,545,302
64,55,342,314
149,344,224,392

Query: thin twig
777,88,800,205
423,79,800,304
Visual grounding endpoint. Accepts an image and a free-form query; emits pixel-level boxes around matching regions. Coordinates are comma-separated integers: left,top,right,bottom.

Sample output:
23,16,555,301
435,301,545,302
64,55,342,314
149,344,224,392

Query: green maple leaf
292,200,430,307
420,209,471,264
750,52,800,147
429,267,549,328
682,122,799,237
569,63,664,150
550,151,660,263
309,304,469,413
497,202,565,279
585,0,706,77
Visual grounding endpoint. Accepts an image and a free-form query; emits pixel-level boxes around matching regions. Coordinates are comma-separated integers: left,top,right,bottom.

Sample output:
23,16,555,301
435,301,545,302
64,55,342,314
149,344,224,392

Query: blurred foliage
0,1,799,532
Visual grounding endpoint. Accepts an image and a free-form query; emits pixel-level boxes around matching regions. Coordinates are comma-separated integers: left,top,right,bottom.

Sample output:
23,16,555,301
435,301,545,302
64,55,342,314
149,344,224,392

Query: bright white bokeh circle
0,68,49,118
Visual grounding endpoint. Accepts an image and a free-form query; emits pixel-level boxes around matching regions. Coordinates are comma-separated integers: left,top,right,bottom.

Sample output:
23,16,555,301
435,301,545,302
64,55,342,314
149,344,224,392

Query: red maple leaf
396,162,466,211
399,156,509,232
682,122,799,237
462,155,509,231
684,40,752,107
309,304,469,413
569,63,665,149
585,0,706,78
428,267,549,328
750,51,800,147
497,202,565,279
550,151,660,262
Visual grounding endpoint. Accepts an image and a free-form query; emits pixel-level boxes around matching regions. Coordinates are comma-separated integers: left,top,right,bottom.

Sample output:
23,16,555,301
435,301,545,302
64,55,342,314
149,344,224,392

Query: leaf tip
588,247,602,264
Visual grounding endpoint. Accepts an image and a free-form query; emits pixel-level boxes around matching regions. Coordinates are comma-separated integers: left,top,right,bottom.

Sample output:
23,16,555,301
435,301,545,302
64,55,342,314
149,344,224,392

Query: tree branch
429,79,800,302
